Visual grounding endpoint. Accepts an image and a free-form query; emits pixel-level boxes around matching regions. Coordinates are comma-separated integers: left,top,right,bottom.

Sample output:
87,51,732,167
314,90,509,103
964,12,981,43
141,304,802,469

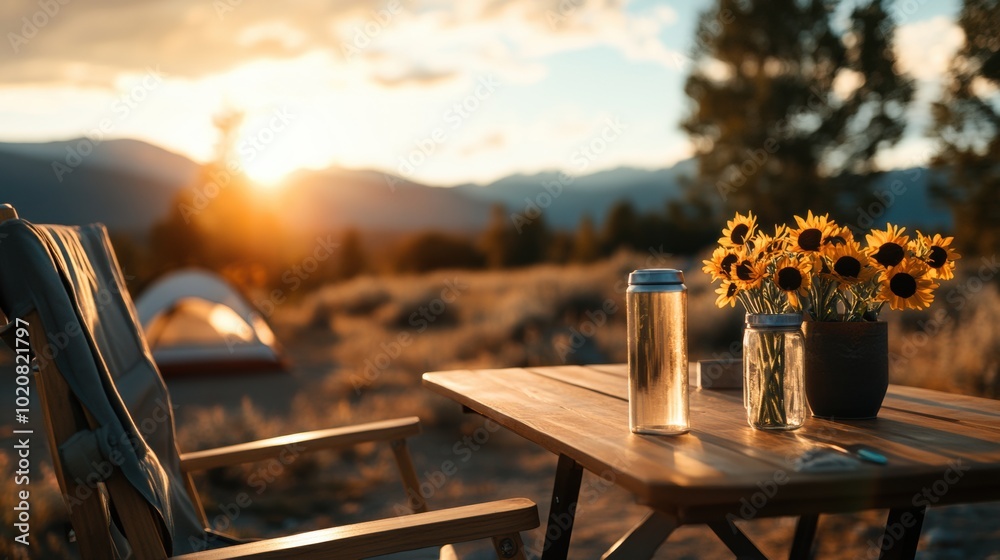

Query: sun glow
242,155,296,189
236,106,341,190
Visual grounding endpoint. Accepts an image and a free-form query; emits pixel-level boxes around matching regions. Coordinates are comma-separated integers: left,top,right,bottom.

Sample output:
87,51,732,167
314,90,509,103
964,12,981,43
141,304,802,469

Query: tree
930,0,1000,257
571,215,601,263
509,212,550,266
479,203,550,268
682,0,913,225
601,201,638,253
394,232,485,273
336,228,367,280
480,204,512,268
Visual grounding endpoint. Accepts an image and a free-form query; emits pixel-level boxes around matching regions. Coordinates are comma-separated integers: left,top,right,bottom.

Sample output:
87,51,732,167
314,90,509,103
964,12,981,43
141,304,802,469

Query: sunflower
773,256,812,309
878,259,938,311
732,257,766,289
702,246,741,281
790,211,834,253
823,242,875,287
715,281,740,308
823,224,855,247
866,224,910,268
749,225,788,259
915,232,961,280
719,212,757,248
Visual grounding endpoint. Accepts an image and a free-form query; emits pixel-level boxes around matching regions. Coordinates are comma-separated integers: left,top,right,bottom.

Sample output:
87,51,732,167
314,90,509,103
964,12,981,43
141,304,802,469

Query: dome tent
135,269,286,376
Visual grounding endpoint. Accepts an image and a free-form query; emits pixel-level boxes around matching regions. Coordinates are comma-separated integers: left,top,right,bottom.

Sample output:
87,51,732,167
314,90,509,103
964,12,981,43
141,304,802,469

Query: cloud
372,67,459,88
458,131,506,156
1,0,683,90
1,0,373,85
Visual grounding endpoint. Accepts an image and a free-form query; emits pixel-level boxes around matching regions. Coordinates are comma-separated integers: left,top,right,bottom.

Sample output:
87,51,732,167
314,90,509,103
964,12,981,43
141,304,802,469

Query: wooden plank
882,386,1000,432
389,438,428,514
529,366,939,472
30,313,118,560
179,417,421,472
424,368,785,496
536,366,997,468
589,363,1000,434
169,498,539,560
424,367,1000,513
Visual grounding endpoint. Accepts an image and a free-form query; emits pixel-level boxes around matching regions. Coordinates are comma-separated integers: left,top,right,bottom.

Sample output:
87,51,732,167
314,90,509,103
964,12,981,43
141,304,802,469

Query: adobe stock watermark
392,417,502,515
555,298,619,363
890,254,1000,373
212,0,243,19
385,75,501,191
340,0,405,61
525,459,628,558
250,233,340,320
218,235,341,354
26,271,136,373
510,117,626,233
188,441,307,551
879,0,931,36
859,460,970,560
7,0,73,54
179,107,294,222
724,469,790,532
610,245,675,294
350,278,469,393
51,66,166,182
676,5,738,71
715,138,780,201
851,166,929,234
60,397,174,513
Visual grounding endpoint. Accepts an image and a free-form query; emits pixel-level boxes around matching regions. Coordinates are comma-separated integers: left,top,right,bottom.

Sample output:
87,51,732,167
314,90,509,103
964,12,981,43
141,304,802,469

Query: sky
0,0,964,187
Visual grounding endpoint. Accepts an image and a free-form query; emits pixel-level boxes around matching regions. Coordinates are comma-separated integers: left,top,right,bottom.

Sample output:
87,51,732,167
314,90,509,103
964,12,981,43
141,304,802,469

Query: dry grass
2,250,999,559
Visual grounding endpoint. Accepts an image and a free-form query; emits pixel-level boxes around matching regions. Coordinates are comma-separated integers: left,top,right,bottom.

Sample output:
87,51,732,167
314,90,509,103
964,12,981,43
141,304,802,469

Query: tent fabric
135,269,284,376
0,220,206,555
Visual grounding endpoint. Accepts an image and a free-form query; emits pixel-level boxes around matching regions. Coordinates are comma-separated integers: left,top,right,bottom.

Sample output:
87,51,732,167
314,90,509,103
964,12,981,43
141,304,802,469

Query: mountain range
0,138,951,234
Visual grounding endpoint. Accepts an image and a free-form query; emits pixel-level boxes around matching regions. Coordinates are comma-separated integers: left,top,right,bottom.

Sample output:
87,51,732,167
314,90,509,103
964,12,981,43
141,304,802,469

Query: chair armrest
179,417,421,472
170,498,539,560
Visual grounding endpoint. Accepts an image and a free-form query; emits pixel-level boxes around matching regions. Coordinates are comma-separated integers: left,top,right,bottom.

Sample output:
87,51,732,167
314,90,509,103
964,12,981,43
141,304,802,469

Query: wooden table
423,364,1000,560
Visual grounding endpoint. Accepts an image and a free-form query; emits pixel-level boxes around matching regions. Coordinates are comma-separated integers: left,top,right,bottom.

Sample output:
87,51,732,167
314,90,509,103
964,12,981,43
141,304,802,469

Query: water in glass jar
627,269,689,435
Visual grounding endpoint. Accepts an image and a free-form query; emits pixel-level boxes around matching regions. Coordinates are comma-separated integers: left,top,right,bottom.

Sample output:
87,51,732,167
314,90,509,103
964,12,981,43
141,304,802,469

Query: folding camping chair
0,204,537,559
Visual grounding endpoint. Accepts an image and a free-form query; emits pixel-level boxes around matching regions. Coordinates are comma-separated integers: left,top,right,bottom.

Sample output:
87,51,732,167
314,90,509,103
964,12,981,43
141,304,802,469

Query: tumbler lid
745,313,803,328
628,268,684,285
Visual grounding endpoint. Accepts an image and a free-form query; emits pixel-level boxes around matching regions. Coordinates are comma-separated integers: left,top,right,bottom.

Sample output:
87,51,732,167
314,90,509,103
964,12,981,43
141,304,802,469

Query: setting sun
242,156,293,189
235,107,337,189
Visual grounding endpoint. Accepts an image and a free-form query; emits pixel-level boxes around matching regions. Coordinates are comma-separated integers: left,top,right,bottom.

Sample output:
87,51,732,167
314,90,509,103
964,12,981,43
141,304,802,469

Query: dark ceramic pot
803,320,888,420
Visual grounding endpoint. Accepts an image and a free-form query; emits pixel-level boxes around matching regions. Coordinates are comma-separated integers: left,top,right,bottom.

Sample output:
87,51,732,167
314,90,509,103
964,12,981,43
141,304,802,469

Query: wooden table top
423,364,1000,523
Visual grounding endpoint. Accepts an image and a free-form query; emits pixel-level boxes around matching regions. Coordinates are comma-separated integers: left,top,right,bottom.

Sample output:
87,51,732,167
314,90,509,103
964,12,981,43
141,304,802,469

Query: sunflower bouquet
702,211,960,321
703,211,960,429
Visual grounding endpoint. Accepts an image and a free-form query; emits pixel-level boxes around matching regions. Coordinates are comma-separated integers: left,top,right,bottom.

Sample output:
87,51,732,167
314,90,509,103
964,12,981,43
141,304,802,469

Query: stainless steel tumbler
627,269,689,435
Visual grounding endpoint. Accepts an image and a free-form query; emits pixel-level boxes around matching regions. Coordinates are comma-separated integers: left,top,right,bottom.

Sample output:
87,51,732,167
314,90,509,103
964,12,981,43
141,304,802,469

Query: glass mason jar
743,314,806,430
627,269,689,435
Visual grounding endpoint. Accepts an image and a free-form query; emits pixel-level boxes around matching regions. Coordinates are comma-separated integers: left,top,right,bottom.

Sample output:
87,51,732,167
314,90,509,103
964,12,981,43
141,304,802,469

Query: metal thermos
627,269,689,435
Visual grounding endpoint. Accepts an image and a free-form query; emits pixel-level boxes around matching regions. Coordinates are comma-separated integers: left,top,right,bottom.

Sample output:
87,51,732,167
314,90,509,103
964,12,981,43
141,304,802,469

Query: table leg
541,454,583,560
601,510,677,560
877,506,926,560
708,521,768,559
789,514,819,559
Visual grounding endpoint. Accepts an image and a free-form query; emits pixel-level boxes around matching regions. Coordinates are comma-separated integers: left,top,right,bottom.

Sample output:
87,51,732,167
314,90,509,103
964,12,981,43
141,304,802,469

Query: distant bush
392,231,486,273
